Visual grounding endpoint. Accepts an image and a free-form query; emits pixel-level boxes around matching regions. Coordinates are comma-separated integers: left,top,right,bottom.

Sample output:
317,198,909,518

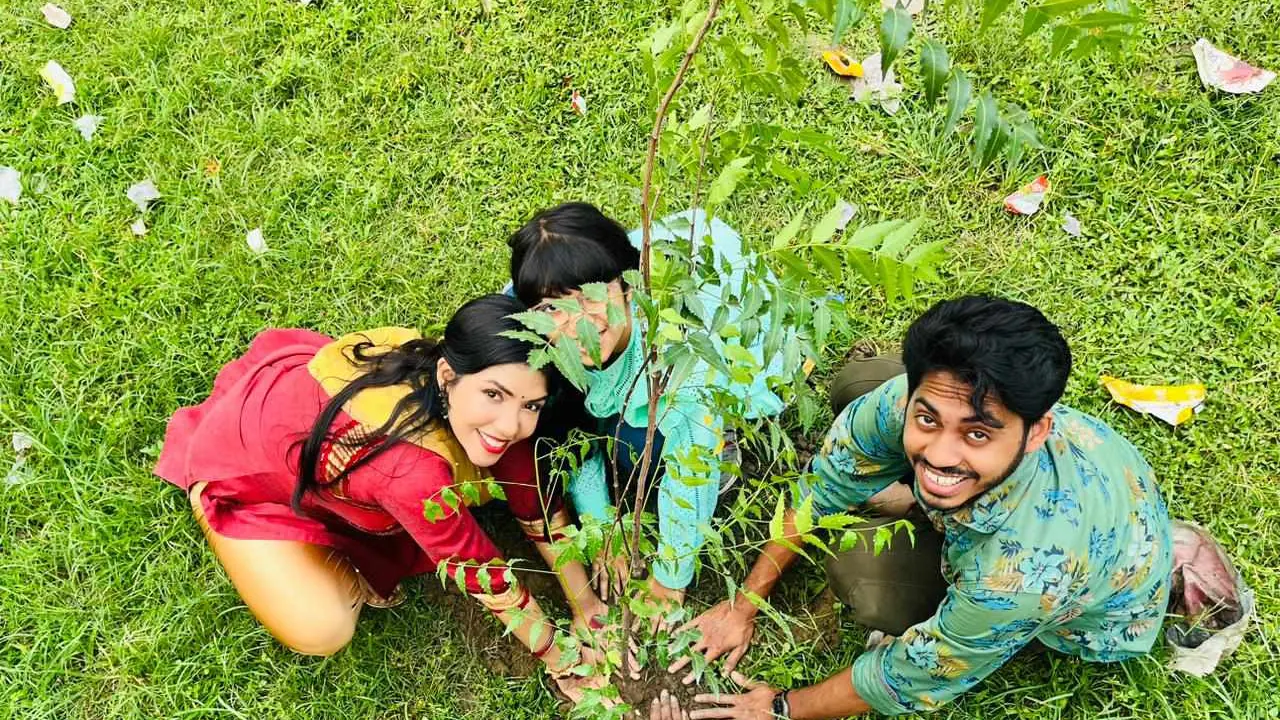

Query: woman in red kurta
155,294,607,702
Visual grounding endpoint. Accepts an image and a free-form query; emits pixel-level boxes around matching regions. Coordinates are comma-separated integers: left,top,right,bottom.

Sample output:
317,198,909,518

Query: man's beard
914,431,1029,512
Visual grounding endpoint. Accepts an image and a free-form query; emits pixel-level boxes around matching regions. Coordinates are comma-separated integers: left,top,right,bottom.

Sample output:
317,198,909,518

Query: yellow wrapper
1101,375,1206,426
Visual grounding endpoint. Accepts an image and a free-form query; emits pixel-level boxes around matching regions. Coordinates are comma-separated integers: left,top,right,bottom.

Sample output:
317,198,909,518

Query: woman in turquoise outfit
507,202,786,613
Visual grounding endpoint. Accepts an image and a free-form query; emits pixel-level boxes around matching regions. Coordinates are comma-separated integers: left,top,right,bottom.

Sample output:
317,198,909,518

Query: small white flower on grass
570,89,586,116
41,3,72,28
73,114,104,141
130,218,147,236
0,167,21,204
1192,39,1275,94
40,60,76,105
12,432,35,454
246,227,267,254
127,179,160,212
1062,213,1082,237
851,53,903,115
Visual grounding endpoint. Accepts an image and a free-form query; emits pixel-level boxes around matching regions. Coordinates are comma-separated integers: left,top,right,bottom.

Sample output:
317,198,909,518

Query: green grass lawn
1,0,1277,717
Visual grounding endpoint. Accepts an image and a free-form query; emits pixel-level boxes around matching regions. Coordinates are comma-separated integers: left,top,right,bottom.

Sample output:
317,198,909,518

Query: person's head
295,294,554,513
901,295,1071,511
508,202,639,366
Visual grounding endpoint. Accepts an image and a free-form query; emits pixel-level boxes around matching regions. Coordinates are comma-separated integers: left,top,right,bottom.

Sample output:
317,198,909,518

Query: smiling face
531,280,632,367
437,360,548,467
903,370,1053,511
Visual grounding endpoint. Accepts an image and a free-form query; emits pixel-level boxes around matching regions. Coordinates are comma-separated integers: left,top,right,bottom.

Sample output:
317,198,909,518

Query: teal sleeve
852,587,1048,714
651,400,722,590
801,374,911,517
567,450,611,521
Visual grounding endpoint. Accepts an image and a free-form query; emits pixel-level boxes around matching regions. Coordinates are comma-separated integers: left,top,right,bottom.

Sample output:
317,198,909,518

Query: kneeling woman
155,294,603,701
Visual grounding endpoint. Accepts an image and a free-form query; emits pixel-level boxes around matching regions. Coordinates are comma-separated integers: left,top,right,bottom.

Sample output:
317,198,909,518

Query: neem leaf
878,5,913,73
943,69,972,136
920,38,950,105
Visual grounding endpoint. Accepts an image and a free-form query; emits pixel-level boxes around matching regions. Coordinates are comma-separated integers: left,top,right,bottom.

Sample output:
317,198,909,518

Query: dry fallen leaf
570,89,586,116
1004,175,1050,215
851,53,903,115
127,179,160,212
0,167,21,205
1192,39,1275,94
203,157,222,177
40,60,76,105
246,227,267,254
130,218,148,236
73,114,104,141
41,3,72,28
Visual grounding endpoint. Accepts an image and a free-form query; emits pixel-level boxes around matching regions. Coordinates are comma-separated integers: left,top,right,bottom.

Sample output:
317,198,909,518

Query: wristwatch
771,690,791,719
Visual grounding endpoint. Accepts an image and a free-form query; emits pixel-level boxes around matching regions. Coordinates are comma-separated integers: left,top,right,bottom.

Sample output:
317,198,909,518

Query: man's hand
666,597,756,683
648,689,690,720
690,672,778,720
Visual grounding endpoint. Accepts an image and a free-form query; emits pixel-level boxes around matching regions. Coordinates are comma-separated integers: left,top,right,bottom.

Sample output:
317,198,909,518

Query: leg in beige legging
189,483,365,657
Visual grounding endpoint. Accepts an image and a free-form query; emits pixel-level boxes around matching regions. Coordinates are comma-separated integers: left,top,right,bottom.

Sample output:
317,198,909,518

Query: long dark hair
508,202,639,307
293,294,546,514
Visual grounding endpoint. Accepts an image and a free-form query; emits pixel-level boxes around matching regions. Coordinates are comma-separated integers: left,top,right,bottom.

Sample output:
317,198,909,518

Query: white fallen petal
12,431,35,454
40,60,76,105
130,218,147,236
126,179,161,212
1062,213,1082,237
0,167,21,204
73,114,104,141
41,3,72,28
881,0,926,15
1192,39,1275,94
246,227,267,254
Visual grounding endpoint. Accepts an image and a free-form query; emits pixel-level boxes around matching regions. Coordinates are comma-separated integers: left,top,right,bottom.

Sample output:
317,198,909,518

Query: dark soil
417,503,842,715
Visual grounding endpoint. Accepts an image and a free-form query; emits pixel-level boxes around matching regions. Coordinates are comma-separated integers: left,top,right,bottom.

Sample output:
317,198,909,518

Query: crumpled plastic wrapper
0,167,21,205
1192,39,1275,94
40,60,76,105
41,3,72,28
1165,520,1254,677
1004,175,1049,215
1101,375,1205,426
127,179,161,212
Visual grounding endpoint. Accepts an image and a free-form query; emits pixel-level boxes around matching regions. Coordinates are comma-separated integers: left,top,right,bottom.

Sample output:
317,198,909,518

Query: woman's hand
552,671,613,706
593,548,631,602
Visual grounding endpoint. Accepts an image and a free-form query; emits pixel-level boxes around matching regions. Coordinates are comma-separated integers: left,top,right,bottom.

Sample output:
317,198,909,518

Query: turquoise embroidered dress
568,210,786,589
803,375,1173,715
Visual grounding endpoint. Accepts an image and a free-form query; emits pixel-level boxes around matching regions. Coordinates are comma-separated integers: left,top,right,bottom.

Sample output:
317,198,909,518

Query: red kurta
154,328,557,597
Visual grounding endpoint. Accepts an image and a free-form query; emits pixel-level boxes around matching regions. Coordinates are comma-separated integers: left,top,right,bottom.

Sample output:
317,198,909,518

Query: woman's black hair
508,202,640,307
902,295,1072,428
292,294,547,515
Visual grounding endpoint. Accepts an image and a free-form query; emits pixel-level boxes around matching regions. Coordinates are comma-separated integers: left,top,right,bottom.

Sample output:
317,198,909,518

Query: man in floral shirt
674,295,1173,719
